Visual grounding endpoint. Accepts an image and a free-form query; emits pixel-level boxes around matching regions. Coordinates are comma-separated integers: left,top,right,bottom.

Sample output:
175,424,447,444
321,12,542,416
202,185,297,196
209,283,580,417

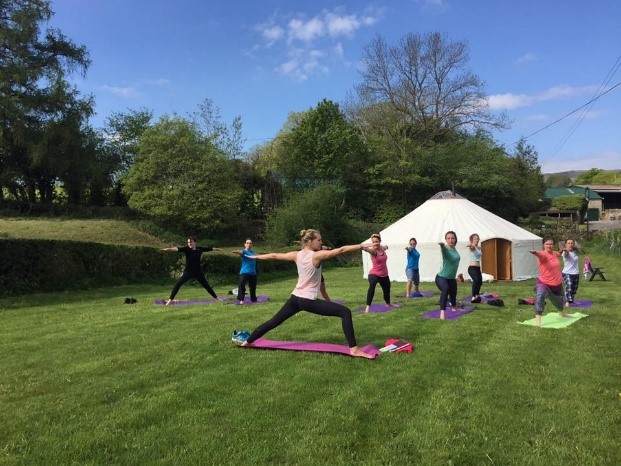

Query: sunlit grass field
1,255,619,465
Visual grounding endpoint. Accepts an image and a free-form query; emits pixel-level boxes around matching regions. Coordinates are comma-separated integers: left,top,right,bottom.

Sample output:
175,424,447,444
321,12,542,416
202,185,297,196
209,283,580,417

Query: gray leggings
246,295,358,347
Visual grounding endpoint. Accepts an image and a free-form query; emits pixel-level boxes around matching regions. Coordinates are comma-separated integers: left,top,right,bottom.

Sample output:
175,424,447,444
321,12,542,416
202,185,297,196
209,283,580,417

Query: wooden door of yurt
481,238,512,281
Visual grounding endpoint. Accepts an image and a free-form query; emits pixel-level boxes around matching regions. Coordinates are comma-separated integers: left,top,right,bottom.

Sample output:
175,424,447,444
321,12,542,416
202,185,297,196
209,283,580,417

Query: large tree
349,32,508,149
275,99,371,217
0,0,92,204
123,116,242,231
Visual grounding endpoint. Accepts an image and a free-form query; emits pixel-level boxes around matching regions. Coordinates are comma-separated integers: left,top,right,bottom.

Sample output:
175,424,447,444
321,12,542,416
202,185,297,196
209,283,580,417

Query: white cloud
101,85,140,98
514,53,537,64
288,17,324,42
256,23,285,46
254,6,382,80
488,85,600,110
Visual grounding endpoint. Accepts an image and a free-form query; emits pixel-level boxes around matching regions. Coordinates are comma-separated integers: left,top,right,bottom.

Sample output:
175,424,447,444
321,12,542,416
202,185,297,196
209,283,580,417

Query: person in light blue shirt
467,233,483,303
405,238,422,297
236,238,257,304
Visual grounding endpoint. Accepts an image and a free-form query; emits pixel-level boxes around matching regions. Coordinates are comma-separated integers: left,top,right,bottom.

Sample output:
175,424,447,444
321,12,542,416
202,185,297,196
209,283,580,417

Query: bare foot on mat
350,347,375,359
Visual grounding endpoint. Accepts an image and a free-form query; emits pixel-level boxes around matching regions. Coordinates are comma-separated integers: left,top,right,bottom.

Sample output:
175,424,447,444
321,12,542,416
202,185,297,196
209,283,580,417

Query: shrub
265,184,357,246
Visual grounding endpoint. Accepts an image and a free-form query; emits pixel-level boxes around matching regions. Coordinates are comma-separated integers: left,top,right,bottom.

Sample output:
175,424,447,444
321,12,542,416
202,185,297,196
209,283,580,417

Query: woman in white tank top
237,229,375,359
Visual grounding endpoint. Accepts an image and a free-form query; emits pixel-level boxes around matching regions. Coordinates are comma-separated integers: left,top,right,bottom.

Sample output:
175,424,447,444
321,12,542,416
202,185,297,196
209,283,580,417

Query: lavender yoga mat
395,291,435,298
567,299,593,308
354,303,402,313
421,305,475,320
154,297,229,306
243,338,380,358
518,298,593,309
232,295,270,305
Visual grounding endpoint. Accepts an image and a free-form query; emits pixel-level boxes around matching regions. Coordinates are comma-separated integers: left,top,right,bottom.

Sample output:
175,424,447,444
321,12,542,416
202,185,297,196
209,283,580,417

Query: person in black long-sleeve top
161,236,223,305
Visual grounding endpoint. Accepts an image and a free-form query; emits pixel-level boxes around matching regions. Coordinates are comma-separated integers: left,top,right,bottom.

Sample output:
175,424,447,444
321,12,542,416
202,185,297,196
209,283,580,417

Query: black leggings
435,275,457,310
169,270,217,300
237,273,257,302
246,295,358,347
366,274,391,305
468,265,482,297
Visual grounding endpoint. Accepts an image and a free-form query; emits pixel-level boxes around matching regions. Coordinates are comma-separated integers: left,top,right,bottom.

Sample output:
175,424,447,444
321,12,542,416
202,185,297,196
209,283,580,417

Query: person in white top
561,238,580,307
239,229,374,359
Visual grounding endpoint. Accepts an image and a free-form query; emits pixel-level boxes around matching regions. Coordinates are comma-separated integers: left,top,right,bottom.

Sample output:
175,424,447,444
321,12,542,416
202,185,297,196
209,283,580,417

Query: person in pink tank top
238,229,375,359
362,233,397,313
529,236,570,327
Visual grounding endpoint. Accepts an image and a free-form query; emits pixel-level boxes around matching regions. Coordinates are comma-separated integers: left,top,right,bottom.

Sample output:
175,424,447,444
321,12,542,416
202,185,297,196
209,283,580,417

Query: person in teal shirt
236,238,258,304
435,231,461,320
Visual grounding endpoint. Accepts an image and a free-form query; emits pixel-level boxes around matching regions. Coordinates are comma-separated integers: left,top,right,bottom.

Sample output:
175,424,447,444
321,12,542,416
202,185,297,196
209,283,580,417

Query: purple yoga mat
395,291,435,298
154,297,229,306
233,296,270,305
354,303,402,313
421,305,475,320
567,299,593,308
244,338,380,358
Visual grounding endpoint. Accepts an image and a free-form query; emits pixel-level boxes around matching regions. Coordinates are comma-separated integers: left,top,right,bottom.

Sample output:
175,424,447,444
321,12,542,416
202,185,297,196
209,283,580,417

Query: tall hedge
0,240,297,296
0,239,180,296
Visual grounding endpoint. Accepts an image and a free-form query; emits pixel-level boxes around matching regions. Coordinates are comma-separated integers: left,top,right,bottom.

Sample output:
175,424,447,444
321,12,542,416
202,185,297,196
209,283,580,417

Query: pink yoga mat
421,305,475,320
243,338,380,358
154,297,229,306
395,291,435,298
354,303,402,313
232,296,270,305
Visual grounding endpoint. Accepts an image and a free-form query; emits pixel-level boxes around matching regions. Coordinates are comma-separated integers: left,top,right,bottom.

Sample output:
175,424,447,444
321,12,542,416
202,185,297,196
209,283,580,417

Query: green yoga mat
520,312,588,328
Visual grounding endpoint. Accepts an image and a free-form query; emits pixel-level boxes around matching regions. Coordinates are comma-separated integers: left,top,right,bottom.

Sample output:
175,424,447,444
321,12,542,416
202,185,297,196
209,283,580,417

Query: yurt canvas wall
362,192,542,282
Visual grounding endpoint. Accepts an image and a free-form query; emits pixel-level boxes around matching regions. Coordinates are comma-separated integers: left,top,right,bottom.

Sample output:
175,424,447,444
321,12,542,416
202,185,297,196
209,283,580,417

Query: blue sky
50,0,621,173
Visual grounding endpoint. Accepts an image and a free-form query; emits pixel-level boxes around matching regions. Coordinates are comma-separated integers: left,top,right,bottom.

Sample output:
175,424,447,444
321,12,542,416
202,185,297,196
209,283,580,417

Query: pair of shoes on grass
471,296,481,304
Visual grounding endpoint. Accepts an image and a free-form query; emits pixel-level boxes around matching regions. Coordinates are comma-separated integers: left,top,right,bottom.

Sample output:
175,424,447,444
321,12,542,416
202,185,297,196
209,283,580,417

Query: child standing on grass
529,236,568,327
561,238,580,307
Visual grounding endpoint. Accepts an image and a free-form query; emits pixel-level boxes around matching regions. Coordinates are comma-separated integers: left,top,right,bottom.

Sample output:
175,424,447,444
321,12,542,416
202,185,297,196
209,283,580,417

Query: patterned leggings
534,282,565,315
562,273,579,303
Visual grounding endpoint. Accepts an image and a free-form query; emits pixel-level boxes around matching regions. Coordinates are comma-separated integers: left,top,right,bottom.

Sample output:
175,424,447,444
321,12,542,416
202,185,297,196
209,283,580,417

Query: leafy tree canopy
123,116,242,232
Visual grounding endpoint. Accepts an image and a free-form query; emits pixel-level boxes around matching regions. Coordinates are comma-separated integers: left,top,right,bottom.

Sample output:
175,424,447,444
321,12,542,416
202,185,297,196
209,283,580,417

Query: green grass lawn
1,261,619,465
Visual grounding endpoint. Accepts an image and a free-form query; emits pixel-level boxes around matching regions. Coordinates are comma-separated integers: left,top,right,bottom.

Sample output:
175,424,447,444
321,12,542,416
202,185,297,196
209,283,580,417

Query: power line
518,80,621,143
549,55,621,156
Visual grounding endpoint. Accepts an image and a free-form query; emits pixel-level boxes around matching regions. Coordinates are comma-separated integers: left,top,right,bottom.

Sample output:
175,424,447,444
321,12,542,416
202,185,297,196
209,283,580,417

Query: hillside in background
0,219,169,248
543,170,585,181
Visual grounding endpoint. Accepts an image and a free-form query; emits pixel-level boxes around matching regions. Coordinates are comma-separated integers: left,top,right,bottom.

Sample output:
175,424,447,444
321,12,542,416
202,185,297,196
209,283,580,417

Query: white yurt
362,191,542,282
